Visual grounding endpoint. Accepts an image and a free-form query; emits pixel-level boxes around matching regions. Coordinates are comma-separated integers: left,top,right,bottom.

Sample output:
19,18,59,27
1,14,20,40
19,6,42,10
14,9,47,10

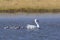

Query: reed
0,0,60,13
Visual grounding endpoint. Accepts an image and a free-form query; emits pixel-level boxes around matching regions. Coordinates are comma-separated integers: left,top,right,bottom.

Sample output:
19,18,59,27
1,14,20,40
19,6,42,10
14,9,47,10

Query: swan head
34,19,39,23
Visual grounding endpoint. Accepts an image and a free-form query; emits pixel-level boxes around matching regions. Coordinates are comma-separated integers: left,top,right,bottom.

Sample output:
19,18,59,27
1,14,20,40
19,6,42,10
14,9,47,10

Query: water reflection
0,13,60,19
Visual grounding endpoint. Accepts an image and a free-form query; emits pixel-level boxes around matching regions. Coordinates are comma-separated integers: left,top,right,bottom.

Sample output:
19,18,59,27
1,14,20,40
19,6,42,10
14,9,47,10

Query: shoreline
0,9,60,13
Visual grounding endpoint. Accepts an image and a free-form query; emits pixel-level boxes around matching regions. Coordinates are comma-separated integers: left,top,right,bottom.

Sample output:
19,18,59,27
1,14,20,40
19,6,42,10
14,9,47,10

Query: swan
26,19,40,30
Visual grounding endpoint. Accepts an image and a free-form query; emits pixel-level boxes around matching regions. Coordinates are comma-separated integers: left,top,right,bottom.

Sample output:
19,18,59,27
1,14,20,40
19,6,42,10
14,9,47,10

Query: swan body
26,24,37,29
26,19,40,30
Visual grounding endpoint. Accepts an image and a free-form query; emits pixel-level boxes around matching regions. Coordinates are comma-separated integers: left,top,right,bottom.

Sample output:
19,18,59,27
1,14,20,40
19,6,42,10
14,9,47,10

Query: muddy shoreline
0,9,60,13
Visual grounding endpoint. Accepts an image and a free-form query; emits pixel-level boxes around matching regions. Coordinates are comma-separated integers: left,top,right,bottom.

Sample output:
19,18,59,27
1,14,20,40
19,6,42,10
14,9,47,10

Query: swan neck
35,21,39,28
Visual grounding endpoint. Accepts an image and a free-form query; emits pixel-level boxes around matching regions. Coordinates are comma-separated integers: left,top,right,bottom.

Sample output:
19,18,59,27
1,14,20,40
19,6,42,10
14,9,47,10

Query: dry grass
0,0,60,12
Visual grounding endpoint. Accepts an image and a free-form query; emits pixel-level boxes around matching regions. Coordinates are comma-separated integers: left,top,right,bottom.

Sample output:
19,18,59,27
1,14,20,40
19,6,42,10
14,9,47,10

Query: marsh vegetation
0,0,60,13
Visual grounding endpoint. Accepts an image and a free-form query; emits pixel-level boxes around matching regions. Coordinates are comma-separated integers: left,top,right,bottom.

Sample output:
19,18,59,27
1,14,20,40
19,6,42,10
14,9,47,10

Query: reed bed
0,0,60,13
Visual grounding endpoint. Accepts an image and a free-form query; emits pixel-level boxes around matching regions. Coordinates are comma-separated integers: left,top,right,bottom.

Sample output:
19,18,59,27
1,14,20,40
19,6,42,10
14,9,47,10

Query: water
0,13,60,40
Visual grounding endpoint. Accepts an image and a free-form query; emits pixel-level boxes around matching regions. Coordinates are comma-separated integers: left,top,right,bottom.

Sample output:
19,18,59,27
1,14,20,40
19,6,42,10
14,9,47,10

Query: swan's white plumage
27,24,36,29
26,19,40,30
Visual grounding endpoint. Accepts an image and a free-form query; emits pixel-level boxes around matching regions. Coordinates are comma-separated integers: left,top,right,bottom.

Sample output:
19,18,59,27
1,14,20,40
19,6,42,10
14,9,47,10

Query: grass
0,0,60,12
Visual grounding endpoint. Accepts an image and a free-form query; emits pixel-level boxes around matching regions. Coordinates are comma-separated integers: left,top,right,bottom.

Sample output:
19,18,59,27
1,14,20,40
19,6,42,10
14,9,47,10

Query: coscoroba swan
26,19,40,30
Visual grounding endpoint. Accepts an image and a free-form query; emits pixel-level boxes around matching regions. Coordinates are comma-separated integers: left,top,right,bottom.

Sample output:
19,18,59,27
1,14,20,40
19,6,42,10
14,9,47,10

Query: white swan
26,19,40,30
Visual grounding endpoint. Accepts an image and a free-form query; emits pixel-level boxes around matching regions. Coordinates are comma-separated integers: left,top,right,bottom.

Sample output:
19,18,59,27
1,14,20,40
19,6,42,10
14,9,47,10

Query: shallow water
0,13,60,40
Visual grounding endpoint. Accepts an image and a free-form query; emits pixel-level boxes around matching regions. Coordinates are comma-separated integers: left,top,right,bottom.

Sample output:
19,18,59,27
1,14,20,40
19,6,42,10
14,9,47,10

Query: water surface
0,13,60,40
